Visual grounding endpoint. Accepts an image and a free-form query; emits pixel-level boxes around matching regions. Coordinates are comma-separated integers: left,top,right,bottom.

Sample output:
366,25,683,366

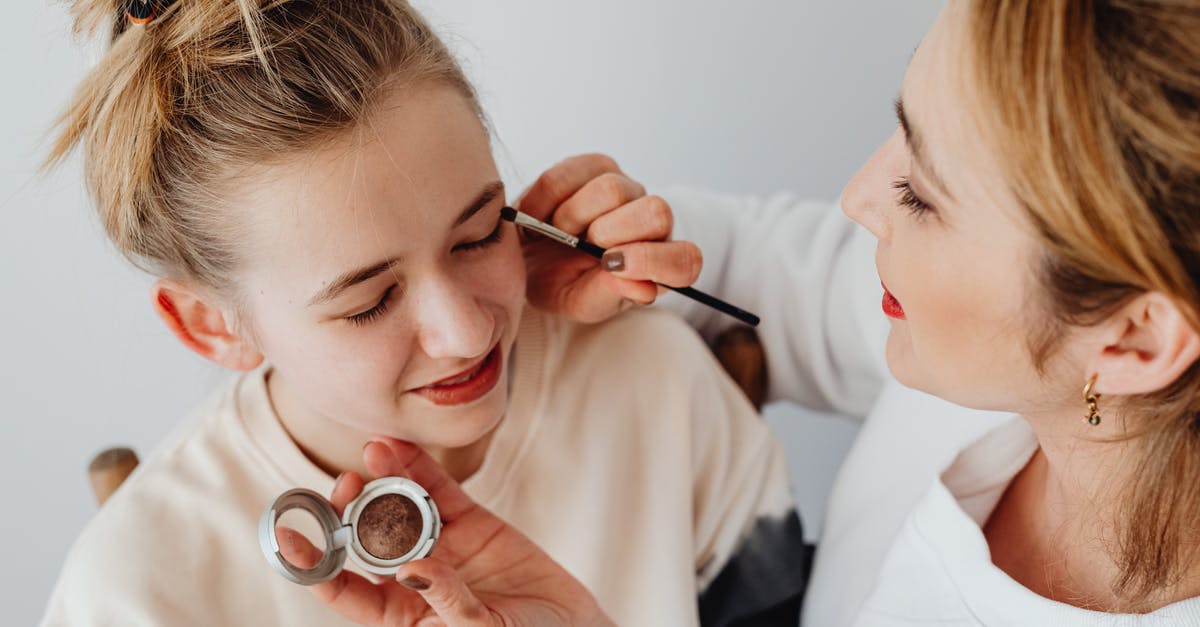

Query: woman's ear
1088,292,1200,396
151,279,264,372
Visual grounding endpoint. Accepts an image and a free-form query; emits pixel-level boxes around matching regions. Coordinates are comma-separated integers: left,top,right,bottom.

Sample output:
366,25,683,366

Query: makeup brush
501,207,760,327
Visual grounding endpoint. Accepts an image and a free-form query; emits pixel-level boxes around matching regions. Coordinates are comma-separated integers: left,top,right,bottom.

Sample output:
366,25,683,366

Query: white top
41,308,806,626
665,189,1200,626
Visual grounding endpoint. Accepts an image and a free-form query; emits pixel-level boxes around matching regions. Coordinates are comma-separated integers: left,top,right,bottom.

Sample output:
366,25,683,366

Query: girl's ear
1088,291,1200,396
151,279,264,372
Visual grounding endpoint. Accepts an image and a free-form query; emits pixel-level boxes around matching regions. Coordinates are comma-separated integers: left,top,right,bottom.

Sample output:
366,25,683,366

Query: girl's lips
413,344,503,406
882,283,906,320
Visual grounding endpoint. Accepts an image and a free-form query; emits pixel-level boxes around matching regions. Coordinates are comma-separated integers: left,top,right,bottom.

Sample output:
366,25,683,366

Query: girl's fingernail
332,472,347,493
603,251,625,272
399,575,431,591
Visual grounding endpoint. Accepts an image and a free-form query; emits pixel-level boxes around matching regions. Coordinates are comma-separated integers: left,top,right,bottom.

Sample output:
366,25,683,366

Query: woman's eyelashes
346,284,396,327
892,177,934,218
453,216,505,253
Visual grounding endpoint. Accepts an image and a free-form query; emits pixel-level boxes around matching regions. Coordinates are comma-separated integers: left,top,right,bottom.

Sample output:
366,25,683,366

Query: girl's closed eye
454,216,505,253
892,177,934,218
346,284,396,327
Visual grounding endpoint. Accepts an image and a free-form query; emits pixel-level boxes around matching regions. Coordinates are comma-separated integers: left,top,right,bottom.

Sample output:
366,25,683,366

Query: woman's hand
517,154,703,323
276,437,612,626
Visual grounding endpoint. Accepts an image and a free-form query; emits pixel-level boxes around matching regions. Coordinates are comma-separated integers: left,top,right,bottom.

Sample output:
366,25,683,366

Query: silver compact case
259,476,441,585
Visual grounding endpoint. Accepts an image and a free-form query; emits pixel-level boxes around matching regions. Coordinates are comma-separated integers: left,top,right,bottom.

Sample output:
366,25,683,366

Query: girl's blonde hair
46,0,479,292
968,0,1200,608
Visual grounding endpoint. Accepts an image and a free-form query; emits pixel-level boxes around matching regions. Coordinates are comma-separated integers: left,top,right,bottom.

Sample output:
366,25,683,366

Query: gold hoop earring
1083,374,1102,426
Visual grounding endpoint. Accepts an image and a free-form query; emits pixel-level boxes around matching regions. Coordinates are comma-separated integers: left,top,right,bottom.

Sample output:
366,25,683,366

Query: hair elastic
126,0,176,26
126,1,156,25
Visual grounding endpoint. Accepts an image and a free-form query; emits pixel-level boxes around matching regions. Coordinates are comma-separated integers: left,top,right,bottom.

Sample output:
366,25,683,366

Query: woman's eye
345,285,395,327
453,218,504,253
892,177,934,218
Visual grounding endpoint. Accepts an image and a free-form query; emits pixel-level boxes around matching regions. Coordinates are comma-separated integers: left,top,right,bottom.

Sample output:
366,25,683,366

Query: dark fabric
697,510,813,627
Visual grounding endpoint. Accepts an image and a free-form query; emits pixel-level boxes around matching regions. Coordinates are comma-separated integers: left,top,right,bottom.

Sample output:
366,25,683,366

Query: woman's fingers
517,154,625,222
586,194,673,248
395,557,495,625
309,569,394,625
365,438,477,523
602,240,703,289
548,173,646,235
330,471,365,516
276,526,323,569
277,523,389,623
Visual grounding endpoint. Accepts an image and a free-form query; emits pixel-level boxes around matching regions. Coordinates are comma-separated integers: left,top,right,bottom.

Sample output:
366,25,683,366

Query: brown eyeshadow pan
356,493,423,560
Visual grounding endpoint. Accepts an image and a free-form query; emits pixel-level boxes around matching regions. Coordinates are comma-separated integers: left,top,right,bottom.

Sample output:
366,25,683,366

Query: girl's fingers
549,173,647,236
517,154,625,222
601,241,703,289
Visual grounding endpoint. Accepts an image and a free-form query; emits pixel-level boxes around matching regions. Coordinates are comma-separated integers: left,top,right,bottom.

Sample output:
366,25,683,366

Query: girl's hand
276,437,612,627
517,154,703,323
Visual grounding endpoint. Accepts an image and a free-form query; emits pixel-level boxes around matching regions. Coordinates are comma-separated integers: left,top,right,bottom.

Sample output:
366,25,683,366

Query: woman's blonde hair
45,0,479,292
968,0,1200,608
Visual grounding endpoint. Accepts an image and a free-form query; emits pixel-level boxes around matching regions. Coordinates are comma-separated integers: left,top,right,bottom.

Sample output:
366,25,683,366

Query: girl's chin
401,398,507,451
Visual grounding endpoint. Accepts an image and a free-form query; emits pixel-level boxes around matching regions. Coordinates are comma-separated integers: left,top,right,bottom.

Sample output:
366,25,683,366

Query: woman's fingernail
332,472,347,493
399,575,431,591
603,251,625,272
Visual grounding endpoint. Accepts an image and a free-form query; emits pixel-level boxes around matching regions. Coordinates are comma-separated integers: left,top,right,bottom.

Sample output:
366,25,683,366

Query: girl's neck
264,369,493,483
985,407,1200,612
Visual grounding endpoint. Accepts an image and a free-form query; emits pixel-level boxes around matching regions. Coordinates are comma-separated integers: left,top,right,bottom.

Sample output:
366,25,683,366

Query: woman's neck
265,369,493,483
985,408,1200,612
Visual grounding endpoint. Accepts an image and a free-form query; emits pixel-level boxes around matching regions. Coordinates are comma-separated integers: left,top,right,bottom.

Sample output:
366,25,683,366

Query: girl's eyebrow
308,257,400,307
895,97,955,201
308,180,506,307
453,181,505,227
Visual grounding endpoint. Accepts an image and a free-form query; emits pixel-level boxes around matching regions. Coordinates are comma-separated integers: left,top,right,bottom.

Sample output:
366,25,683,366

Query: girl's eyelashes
892,177,934,218
453,216,505,253
346,284,396,327
341,215,504,327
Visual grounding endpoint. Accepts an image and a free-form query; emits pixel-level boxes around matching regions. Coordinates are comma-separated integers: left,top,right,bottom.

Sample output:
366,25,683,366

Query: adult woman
334,0,1200,624
612,0,1200,622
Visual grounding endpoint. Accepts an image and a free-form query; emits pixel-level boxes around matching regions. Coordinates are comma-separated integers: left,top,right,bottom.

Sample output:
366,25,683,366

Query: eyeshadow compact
259,476,441,585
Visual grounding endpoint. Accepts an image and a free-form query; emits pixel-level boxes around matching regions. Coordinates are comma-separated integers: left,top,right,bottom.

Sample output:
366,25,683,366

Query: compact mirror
260,477,440,585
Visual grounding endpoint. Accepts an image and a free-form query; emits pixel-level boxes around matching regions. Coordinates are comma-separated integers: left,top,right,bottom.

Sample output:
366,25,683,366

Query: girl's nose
411,276,494,361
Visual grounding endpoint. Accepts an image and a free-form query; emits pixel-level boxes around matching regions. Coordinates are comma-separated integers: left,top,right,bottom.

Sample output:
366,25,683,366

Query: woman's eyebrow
894,97,955,200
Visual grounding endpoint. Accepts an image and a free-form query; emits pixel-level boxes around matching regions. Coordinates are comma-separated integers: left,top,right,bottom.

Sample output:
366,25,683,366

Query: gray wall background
1,2,940,623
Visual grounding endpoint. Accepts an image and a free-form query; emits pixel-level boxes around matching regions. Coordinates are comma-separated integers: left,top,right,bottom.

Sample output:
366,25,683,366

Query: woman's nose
411,277,494,360
841,129,905,242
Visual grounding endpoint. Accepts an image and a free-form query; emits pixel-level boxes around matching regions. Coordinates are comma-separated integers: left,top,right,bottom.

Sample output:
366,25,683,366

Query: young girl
39,1,806,625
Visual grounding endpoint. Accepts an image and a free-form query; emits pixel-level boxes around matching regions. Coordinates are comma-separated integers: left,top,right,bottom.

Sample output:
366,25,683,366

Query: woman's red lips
414,344,503,406
882,283,906,319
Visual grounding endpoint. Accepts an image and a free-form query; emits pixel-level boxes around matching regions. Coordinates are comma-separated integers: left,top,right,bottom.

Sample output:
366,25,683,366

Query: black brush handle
577,238,759,327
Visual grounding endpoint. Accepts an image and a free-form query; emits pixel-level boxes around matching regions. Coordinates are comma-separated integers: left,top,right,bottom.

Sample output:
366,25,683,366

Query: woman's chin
884,332,928,393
